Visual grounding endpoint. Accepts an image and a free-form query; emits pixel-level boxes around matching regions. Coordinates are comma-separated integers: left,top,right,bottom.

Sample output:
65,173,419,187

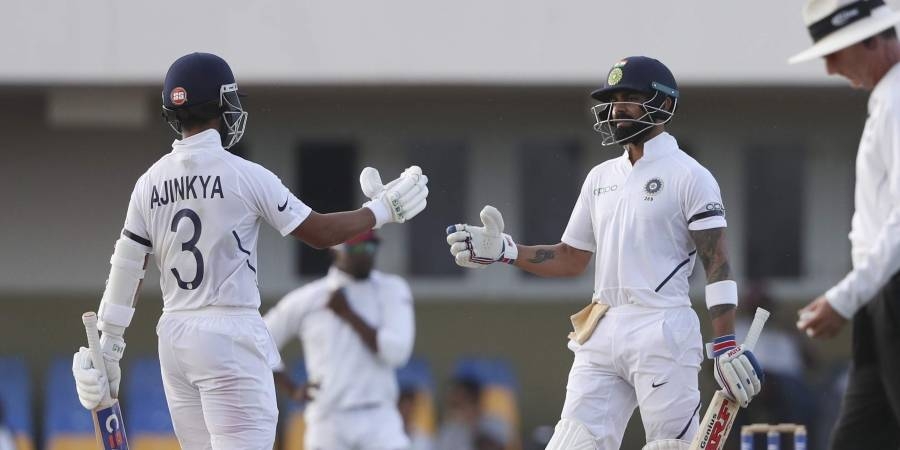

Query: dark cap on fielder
344,230,380,246
590,56,679,103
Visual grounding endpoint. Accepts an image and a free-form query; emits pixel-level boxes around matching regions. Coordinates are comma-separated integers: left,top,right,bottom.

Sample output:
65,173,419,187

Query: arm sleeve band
705,280,738,309
97,237,147,336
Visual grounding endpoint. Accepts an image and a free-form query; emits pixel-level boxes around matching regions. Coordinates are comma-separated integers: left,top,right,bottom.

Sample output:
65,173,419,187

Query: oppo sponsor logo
593,184,618,195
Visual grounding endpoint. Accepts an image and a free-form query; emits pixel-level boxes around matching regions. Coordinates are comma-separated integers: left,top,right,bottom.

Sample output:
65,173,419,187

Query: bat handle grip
742,307,770,352
82,312,112,406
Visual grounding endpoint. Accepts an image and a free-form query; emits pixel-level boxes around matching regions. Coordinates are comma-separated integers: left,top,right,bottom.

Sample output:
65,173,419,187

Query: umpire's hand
797,295,848,338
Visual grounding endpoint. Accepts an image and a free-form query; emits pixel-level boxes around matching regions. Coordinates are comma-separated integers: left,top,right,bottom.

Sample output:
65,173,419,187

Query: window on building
408,140,468,276
519,139,583,247
295,141,358,276
744,145,805,278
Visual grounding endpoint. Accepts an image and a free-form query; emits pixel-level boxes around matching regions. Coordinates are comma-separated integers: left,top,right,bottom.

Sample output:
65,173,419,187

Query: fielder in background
790,0,900,448
265,230,415,450
445,56,764,450
70,52,428,450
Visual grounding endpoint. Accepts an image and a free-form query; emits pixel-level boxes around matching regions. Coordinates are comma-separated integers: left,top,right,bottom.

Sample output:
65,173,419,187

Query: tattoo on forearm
690,228,731,283
709,304,735,320
528,249,556,264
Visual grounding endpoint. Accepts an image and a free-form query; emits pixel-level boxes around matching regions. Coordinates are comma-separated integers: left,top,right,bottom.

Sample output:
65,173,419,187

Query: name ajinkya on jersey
150,175,224,209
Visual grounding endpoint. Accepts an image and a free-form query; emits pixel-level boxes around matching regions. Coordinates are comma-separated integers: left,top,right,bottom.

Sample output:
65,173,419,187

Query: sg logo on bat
95,402,129,450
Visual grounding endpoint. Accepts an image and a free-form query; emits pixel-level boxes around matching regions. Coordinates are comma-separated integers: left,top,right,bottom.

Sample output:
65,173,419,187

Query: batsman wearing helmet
70,52,429,450
445,56,764,450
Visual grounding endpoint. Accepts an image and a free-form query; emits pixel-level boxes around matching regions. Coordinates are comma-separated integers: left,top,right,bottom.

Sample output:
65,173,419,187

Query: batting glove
72,347,110,410
99,333,125,398
711,334,764,408
446,205,518,268
360,166,429,229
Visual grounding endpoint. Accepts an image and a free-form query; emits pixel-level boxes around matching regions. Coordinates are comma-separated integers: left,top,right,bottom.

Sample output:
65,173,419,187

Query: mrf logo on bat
698,396,733,450
94,402,128,450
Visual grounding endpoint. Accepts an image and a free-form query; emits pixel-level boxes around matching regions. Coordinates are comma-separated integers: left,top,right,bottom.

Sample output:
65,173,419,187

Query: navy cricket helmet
161,52,248,149
589,56,679,146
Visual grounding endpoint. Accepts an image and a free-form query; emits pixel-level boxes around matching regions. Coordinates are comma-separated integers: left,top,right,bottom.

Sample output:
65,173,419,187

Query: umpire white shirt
562,132,727,308
826,63,900,318
264,267,415,421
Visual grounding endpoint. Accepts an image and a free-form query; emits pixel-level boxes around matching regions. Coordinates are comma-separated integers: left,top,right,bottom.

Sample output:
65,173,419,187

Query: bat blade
91,400,129,450
83,312,130,450
689,391,739,450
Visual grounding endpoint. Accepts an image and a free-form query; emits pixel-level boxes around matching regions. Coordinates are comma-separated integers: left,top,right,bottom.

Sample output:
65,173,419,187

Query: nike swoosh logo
651,381,668,388
277,197,289,212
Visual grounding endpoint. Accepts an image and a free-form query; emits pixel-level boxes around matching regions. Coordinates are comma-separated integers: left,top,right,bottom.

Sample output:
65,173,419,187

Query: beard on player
612,111,655,145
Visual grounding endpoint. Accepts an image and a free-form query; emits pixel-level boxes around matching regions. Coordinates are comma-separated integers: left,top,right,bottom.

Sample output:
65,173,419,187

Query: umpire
790,0,900,448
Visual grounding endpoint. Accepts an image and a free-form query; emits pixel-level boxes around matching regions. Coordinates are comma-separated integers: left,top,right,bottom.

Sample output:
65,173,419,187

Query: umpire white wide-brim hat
789,0,900,63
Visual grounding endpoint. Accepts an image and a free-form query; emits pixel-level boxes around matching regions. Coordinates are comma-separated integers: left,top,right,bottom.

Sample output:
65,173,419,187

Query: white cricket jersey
825,63,900,318
264,267,415,421
562,132,727,308
122,129,311,312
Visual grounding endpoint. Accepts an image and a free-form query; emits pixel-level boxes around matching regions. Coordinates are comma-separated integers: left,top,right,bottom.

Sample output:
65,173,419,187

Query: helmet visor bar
590,90,677,146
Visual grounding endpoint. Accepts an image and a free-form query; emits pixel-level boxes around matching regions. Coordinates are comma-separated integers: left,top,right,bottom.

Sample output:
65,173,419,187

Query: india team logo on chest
643,177,663,202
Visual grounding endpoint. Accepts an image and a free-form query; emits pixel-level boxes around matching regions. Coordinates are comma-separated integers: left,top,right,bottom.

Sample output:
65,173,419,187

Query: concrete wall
3,0,889,85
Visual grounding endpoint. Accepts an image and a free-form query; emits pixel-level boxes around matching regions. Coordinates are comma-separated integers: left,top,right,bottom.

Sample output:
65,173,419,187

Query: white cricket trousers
559,304,703,450
304,403,411,450
157,306,281,450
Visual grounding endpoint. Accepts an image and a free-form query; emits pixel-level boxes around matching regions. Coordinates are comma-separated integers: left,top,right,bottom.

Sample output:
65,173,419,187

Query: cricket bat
82,312,130,450
688,307,770,450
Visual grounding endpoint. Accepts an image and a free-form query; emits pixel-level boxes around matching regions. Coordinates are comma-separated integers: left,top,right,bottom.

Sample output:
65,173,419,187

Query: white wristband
364,199,390,229
705,280,738,309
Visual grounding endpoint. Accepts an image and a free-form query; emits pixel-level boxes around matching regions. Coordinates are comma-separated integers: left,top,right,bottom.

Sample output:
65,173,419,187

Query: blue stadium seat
397,356,437,437
44,357,97,450
453,356,521,449
0,357,34,450
453,357,519,392
124,357,180,450
283,360,308,450
397,356,434,392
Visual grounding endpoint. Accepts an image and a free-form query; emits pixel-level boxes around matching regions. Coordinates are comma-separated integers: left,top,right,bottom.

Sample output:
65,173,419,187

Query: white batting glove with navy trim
712,334,764,408
446,205,518,268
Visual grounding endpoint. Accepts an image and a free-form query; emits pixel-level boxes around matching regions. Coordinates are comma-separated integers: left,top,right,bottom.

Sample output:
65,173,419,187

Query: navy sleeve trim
123,229,152,248
688,209,725,224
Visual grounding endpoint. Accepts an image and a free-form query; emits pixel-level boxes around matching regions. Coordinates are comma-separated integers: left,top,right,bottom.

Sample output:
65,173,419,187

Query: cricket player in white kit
445,56,764,450
70,52,429,450
264,230,414,450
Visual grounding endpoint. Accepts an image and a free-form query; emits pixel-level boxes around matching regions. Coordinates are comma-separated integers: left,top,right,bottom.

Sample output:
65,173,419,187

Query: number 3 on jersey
171,208,204,290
